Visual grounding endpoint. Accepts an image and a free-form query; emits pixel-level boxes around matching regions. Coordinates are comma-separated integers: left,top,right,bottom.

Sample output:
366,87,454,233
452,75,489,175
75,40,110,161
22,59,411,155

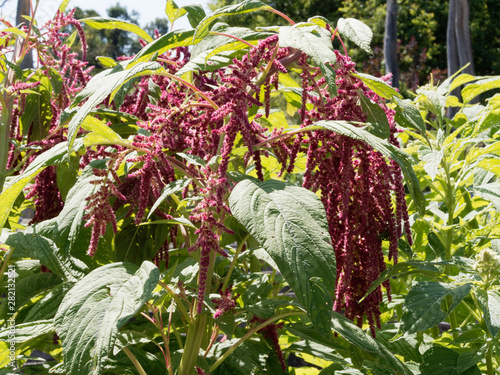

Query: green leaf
462,76,500,103
310,120,426,214
58,0,71,12
337,18,373,54
48,67,64,95
80,17,153,43
0,140,80,230
474,182,500,210
131,30,195,64
54,261,159,375
67,62,162,151
278,25,337,66
353,72,402,100
361,261,448,302
165,0,187,24
331,312,411,374
308,16,335,30
229,179,336,335
422,149,443,181
81,116,129,148
14,272,62,311
56,155,79,202
0,320,54,344
20,76,53,141
205,40,253,60
5,230,86,282
449,74,476,93
183,5,206,28
24,282,74,322
148,178,192,219
394,97,427,134
402,282,472,334
476,289,500,337
140,217,195,228
358,95,391,138
194,0,272,41
420,346,458,375
96,56,117,68
178,26,272,76
176,152,206,166
319,63,337,96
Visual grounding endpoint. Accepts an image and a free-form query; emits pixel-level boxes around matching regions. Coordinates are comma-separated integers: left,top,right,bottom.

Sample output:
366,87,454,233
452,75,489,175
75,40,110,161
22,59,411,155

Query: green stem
178,313,207,375
486,343,494,375
210,311,306,372
159,281,192,324
123,347,147,375
441,154,459,340
171,323,184,349
221,234,249,293
0,90,14,193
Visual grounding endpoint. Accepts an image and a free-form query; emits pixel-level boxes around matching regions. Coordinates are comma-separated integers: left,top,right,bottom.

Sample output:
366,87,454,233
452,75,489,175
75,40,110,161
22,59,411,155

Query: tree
384,0,399,88
16,0,32,68
447,0,474,78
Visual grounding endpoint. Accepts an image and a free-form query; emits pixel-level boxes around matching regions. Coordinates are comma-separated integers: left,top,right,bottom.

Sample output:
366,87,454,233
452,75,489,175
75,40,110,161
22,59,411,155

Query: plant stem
221,234,249,293
178,313,207,375
159,281,192,324
210,311,306,372
123,347,147,375
486,343,494,375
441,154,459,340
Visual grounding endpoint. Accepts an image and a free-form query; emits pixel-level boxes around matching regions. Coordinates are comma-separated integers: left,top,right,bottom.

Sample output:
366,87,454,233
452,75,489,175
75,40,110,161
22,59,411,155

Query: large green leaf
462,76,500,103
420,346,481,375
476,289,500,337
130,30,195,64
394,97,427,134
54,261,159,375
5,230,86,282
353,72,402,100
474,182,500,211
278,24,337,66
401,282,472,334
337,18,373,54
229,179,336,335
183,5,206,28
310,120,426,214
67,62,162,151
165,0,187,25
24,282,74,322
80,17,152,43
0,320,54,344
358,94,391,139
194,0,272,41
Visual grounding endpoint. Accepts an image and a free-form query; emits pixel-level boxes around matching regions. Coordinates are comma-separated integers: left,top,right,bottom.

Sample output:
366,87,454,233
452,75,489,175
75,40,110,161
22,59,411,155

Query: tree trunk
16,0,33,69
384,0,399,88
447,0,474,76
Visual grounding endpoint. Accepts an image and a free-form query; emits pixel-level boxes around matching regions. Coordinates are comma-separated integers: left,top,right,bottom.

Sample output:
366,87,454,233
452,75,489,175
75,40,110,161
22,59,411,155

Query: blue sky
0,0,212,30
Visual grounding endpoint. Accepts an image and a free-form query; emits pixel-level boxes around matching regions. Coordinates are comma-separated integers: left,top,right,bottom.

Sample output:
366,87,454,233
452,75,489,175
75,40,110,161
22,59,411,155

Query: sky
0,0,212,30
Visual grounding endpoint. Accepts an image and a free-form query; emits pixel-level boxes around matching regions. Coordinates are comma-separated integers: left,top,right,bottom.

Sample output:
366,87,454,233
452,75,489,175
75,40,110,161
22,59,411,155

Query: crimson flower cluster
274,51,410,336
